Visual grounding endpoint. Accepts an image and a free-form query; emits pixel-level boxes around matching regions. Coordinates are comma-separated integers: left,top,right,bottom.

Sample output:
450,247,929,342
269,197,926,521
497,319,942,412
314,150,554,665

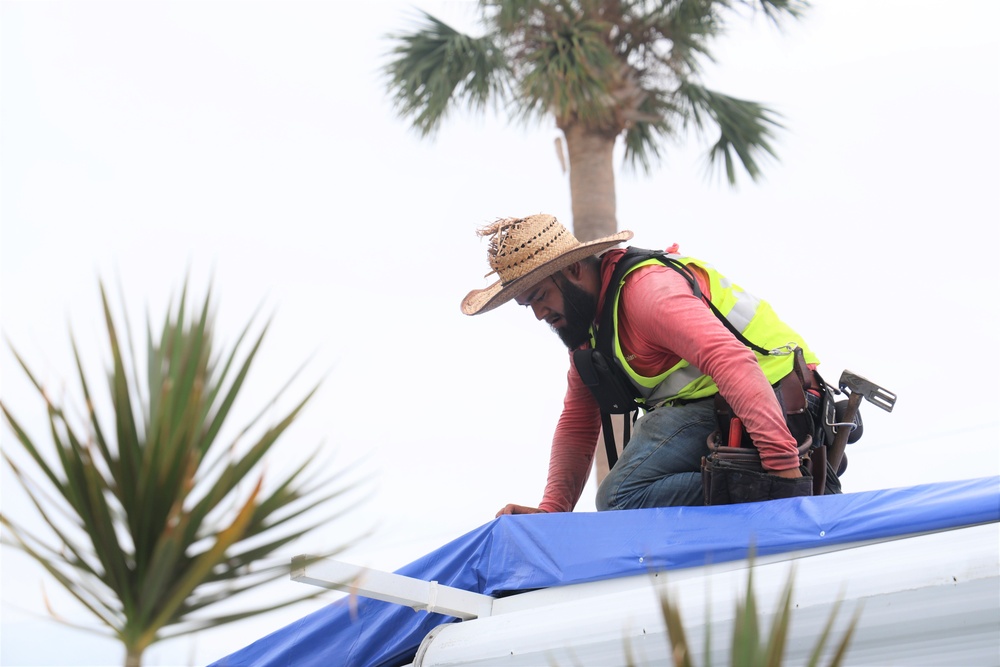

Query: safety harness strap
586,247,774,467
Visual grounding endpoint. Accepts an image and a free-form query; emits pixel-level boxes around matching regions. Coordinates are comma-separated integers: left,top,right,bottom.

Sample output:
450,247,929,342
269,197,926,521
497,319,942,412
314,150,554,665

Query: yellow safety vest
596,254,819,407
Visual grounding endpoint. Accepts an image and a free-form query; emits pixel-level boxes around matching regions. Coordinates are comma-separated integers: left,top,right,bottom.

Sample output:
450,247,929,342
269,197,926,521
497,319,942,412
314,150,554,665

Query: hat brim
461,230,633,315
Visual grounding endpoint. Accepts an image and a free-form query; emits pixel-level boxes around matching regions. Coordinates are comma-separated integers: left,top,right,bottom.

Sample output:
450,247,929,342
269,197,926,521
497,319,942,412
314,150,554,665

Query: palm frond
677,80,782,183
620,86,681,173
384,11,512,136
738,0,809,24
518,12,621,128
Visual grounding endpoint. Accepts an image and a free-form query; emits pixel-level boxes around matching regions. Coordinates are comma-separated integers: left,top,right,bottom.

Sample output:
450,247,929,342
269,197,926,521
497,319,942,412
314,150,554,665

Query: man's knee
595,478,615,511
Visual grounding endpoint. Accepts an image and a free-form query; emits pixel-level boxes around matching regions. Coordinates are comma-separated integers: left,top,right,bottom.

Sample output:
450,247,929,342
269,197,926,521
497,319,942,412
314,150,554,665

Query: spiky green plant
658,563,861,667
1,280,362,667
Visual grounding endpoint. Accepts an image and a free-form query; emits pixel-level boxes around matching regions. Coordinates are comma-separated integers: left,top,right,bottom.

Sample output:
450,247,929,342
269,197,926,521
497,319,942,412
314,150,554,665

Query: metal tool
827,370,897,473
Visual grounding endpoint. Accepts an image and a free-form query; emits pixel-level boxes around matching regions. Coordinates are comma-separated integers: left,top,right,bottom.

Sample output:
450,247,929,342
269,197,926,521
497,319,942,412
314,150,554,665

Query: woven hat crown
482,214,576,285
460,213,633,315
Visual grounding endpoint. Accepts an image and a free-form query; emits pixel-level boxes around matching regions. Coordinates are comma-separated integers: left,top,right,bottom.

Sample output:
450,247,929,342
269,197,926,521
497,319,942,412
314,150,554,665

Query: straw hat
461,214,633,315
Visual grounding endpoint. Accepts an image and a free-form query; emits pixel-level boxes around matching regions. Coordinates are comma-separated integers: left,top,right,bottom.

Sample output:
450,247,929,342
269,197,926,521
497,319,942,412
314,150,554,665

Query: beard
552,275,598,349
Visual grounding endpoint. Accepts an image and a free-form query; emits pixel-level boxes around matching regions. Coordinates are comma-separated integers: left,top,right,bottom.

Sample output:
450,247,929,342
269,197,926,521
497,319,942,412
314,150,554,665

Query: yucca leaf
49,419,93,524
2,276,364,665
100,284,141,485
156,587,331,640
219,391,319,494
180,555,346,616
763,567,796,666
731,565,761,665
140,476,263,646
826,604,862,667
1,400,71,504
1,458,103,578
178,391,320,550
78,445,136,610
659,584,694,667
113,277,147,422
653,556,859,667
805,595,841,667
71,334,118,490
702,579,713,667
198,316,269,453
0,516,121,629
137,478,199,625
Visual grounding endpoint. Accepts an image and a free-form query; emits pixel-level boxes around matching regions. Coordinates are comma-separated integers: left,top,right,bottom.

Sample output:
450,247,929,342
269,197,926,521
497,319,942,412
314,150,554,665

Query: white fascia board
290,556,494,620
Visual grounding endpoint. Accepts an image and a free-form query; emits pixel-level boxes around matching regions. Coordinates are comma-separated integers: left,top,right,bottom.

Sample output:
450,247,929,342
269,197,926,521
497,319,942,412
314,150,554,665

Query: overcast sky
2,1,998,665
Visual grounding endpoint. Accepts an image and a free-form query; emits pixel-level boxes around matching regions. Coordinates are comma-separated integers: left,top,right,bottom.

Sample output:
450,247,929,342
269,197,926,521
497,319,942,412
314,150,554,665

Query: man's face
515,271,597,349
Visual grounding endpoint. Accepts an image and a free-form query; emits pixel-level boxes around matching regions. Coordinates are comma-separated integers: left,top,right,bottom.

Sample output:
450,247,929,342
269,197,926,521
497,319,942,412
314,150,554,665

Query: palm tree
1,280,363,667
384,0,806,241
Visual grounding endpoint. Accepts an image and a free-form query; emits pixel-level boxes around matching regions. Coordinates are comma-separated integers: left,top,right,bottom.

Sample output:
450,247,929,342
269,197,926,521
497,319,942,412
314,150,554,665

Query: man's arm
621,267,801,473
534,360,605,512
495,365,602,516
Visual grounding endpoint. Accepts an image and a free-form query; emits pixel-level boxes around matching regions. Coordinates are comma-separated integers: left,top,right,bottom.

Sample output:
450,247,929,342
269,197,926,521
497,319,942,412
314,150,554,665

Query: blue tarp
210,476,1000,667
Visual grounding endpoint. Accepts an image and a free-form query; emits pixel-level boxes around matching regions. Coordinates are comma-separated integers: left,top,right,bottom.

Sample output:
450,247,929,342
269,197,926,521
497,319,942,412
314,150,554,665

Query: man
461,214,831,516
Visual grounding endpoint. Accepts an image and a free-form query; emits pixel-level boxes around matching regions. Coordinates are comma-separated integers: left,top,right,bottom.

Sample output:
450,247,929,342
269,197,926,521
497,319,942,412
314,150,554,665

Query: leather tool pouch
701,442,813,505
701,347,816,505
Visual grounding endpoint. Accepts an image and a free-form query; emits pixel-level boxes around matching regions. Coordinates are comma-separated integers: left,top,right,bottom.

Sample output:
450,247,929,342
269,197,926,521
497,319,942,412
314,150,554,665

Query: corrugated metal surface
412,523,1000,666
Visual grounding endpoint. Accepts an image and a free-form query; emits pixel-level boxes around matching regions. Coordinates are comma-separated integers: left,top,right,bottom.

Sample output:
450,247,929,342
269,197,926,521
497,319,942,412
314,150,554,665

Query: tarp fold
211,476,1000,667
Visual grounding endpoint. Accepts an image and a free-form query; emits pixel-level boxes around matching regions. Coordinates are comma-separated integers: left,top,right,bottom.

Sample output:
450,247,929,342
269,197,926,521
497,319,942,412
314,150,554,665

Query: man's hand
496,504,546,518
770,467,803,479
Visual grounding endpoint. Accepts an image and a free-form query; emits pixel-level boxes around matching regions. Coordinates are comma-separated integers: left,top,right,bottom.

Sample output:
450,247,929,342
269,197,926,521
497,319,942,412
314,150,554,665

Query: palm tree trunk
563,123,618,241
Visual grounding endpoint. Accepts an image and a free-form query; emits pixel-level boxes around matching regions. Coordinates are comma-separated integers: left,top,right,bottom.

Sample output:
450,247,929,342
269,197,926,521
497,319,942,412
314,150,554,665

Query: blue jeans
596,399,716,510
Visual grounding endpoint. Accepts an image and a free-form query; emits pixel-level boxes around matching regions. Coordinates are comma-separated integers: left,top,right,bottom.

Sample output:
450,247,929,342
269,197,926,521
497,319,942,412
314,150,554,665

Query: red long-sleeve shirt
537,249,802,513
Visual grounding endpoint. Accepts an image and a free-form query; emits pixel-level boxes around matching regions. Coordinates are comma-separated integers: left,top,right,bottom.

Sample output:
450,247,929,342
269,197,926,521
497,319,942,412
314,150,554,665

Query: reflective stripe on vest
604,255,819,406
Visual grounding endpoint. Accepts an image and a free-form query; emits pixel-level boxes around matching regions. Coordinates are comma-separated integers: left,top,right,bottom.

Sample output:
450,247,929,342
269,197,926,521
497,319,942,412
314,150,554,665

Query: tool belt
702,347,826,505
701,438,814,505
